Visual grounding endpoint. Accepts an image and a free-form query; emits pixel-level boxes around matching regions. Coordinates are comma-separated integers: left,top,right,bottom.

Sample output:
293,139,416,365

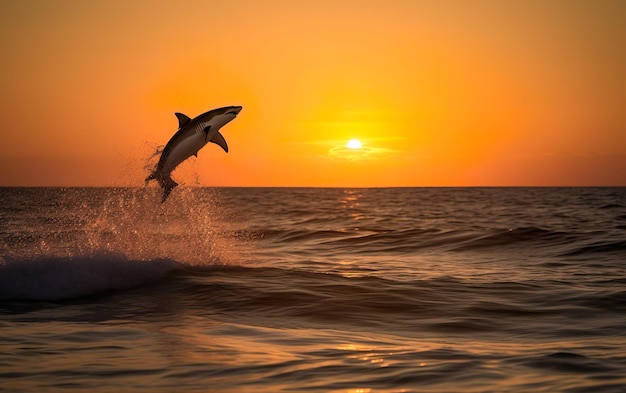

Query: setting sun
346,139,362,149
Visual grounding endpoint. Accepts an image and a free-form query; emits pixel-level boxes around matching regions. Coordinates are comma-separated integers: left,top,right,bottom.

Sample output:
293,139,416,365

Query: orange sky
1,0,624,187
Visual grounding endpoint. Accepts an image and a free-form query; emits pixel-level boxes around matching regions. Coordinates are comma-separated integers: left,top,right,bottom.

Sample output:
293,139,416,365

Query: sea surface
1,187,625,392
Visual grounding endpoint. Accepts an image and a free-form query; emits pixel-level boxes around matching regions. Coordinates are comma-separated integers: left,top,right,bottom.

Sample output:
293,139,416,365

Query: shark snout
227,106,243,116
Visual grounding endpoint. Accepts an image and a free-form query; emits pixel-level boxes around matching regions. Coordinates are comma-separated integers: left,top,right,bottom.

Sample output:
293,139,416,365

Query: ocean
1,187,625,392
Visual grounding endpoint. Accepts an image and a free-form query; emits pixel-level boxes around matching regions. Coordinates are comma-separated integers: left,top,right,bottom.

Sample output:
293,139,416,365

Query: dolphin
146,105,242,202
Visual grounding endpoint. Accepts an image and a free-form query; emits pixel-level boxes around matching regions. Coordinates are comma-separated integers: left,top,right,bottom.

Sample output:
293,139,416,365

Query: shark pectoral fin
210,131,229,153
203,126,212,142
175,112,192,128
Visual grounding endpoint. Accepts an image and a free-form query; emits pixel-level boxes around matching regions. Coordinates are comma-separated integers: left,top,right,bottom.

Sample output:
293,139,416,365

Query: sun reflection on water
340,189,365,224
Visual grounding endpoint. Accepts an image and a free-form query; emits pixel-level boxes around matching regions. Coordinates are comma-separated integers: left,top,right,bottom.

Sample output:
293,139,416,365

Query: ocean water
1,187,625,392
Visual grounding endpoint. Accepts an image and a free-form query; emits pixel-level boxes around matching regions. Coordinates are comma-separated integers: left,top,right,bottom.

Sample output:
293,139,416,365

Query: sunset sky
1,0,624,187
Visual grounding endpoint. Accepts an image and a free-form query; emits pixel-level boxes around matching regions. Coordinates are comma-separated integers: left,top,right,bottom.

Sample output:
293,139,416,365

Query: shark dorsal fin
175,112,192,128
210,131,229,153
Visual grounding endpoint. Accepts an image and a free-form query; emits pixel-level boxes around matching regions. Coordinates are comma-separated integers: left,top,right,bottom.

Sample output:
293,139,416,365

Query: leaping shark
146,105,242,202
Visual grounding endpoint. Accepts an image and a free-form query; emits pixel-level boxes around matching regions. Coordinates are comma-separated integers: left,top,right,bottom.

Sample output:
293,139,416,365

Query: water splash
1,187,239,266
0,187,243,300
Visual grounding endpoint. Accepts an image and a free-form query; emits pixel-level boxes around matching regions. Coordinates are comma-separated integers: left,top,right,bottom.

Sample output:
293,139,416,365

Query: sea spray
1,188,237,264
0,187,245,300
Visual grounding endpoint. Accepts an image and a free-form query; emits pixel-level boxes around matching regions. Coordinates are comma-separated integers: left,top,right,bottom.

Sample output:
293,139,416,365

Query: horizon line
1,185,624,189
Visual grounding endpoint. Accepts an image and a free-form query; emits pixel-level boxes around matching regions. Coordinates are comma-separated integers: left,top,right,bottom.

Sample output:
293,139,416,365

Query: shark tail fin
160,176,178,203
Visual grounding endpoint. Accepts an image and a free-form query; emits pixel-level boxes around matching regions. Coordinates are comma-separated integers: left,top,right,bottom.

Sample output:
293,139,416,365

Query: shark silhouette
146,106,242,202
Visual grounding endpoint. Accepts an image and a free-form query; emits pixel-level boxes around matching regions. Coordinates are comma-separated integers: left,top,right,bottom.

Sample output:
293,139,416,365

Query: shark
146,105,242,202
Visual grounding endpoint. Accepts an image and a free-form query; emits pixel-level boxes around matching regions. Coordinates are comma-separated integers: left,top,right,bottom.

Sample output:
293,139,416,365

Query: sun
346,139,362,149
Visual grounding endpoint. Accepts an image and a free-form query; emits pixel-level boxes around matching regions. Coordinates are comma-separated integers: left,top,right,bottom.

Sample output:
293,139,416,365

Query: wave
508,351,619,374
2,255,624,341
258,226,583,254
148,267,622,338
599,203,624,210
557,240,626,257
0,253,182,301
450,227,579,251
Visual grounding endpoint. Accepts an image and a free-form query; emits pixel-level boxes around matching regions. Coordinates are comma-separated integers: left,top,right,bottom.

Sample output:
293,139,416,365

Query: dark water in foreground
1,187,625,392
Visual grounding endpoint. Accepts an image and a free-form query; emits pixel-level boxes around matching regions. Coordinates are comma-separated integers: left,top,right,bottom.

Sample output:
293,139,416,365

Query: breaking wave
0,253,182,301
